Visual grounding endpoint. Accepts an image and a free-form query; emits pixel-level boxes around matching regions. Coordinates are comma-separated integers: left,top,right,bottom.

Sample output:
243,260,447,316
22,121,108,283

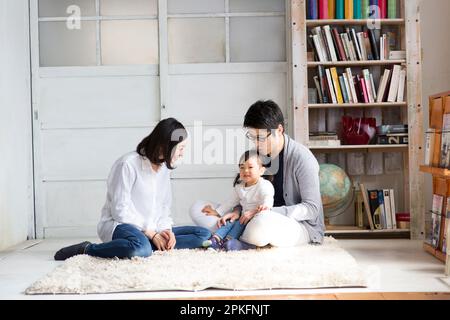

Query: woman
54,118,211,260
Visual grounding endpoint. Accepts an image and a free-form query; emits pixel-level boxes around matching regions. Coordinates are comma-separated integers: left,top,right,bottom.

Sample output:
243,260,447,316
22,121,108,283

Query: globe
319,164,354,218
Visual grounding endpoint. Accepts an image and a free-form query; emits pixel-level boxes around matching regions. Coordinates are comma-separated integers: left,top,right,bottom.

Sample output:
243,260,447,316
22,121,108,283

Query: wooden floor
179,292,450,300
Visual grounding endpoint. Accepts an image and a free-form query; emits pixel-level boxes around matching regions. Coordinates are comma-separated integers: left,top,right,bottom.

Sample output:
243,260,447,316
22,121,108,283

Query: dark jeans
215,220,246,240
85,223,211,259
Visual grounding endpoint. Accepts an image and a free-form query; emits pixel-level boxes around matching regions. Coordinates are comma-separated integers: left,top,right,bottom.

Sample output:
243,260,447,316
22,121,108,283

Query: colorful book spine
379,0,387,19
319,0,329,19
336,0,344,19
362,0,369,18
388,0,397,18
353,0,362,19
369,0,379,18
330,67,344,104
345,0,353,19
308,0,319,20
328,0,336,19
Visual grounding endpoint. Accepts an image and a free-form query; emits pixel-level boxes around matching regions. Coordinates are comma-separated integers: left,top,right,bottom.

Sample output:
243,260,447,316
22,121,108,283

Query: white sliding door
31,0,290,238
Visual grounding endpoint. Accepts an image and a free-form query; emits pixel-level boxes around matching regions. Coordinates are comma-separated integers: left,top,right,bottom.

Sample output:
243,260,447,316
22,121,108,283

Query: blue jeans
86,224,211,259
215,220,246,240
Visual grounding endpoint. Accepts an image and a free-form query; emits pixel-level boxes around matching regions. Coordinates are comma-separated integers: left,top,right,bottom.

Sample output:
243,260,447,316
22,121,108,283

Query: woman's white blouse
97,152,173,243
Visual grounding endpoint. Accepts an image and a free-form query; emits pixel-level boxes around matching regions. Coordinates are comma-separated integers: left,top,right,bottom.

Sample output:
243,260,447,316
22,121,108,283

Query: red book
332,28,347,61
359,76,369,103
379,0,387,19
319,0,329,19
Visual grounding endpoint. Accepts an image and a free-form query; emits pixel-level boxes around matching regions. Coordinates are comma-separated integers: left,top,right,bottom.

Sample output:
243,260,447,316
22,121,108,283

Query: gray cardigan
271,134,325,244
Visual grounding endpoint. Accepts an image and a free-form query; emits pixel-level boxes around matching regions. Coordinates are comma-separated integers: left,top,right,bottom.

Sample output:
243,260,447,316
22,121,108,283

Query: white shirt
216,178,275,216
97,152,173,243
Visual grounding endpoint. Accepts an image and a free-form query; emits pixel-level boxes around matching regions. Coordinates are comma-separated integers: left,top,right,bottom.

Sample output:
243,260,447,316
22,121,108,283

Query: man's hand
202,205,221,217
239,209,258,225
217,212,240,228
160,229,176,250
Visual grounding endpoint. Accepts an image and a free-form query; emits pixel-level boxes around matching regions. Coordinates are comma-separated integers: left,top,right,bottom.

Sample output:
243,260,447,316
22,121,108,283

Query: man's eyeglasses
245,131,272,142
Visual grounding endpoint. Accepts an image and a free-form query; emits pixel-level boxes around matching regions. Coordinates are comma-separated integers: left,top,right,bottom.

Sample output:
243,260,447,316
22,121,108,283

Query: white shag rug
26,237,368,295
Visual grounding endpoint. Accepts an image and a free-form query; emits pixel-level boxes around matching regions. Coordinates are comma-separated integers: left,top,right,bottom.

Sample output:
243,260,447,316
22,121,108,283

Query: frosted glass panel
101,20,159,65
39,21,97,66
230,17,286,62
168,18,225,64
229,0,285,13
168,0,224,14
100,0,158,16
39,0,96,17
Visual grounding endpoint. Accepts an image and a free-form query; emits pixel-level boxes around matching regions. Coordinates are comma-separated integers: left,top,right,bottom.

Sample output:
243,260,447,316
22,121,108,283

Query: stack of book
359,183,398,230
313,65,405,104
376,124,408,145
307,0,398,20
309,25,398,62
309,132,341,146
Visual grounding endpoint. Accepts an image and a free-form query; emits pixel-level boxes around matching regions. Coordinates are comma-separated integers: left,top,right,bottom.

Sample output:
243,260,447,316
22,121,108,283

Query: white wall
419,0,450,215
0,0,34,250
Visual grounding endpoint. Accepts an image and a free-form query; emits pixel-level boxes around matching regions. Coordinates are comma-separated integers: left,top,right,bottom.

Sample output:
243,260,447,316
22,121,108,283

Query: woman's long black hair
136,118,187,170
233,150,273,186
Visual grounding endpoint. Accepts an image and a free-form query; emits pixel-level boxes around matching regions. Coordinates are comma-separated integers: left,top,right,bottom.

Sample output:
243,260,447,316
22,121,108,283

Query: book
368,189,383,230
328,0,336,19
389,50,406,60
387,65,402,102
355,190,365,228
313,76,324,103
383,189,393,229
377,134,408,145
431,194,444,248
369,0,379,18
368,29,380,60
424,129,436,166
376,69,390,102
397,68,406,102
369,73,377,101
379,0,387,19
340,34,350,60
346,68,358,103
339,76,349,103
444,197,450,253
345,0,354,19
388,0,397,19
362,69,374,103
351,28,363,60
319,0,329,19
342,72,353,103
359,75,369,103
360,183,375,230
389,189,397,229
362,0,369,18
332,28,347,61
363,31,373,60
330,67,344,104
311,35,327,62
308,0,319,19
318,66,329,103
378,190,387,229
357,32,367,60
325,68,338,103
336,0,345,19
323,26,338,61
354,0,362,19
440,131,450,169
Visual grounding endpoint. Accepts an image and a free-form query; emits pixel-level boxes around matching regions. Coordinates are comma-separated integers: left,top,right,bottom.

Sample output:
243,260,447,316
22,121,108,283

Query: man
190,100,324,248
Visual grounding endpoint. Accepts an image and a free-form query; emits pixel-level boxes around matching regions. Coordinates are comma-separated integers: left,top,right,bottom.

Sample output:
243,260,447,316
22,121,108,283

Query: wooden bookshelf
421,91,450,272
291,0,424,236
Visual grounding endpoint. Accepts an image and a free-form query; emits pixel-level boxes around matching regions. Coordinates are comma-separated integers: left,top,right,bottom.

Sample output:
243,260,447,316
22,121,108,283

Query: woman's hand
160,229,176,250
257,205,270,213
151,233,168,251
239,209,258,225
202,205,220,217
217,212,240,228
